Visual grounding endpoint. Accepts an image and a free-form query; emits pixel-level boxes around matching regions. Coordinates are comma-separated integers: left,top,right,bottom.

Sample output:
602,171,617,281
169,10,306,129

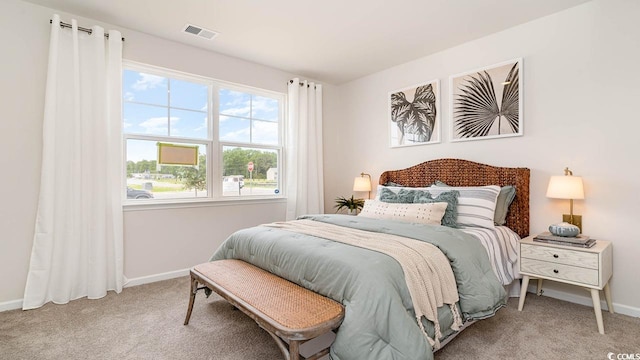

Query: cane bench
184,259,345,360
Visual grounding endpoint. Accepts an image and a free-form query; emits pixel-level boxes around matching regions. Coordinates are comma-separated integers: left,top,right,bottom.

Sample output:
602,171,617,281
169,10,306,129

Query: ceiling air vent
183,24,219,40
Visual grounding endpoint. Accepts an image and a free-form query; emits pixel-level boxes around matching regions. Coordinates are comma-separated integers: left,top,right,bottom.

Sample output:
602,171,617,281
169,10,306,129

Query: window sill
123,196,287,212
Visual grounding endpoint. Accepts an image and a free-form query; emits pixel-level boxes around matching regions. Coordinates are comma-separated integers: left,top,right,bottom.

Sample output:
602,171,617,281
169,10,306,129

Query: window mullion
210,83,218,199
249,95,253,143
125,134,209,145
167,79,171,137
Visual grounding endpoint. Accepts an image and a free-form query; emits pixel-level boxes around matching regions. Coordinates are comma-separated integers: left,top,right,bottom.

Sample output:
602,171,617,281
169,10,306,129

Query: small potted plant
334,195,365,215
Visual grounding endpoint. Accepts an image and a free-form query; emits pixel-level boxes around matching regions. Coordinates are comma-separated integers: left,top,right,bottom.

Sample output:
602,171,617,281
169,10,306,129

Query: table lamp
546,167,584,232
353,172,372,199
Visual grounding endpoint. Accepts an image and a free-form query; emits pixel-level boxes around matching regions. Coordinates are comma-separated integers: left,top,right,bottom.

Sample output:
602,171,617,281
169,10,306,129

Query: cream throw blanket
264,219,463,348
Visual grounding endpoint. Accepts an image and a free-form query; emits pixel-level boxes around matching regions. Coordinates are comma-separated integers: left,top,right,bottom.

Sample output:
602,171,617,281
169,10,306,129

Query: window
123,63,284,202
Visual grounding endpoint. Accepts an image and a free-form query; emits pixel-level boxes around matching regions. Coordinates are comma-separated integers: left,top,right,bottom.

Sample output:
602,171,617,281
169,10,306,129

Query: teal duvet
210,215,507,360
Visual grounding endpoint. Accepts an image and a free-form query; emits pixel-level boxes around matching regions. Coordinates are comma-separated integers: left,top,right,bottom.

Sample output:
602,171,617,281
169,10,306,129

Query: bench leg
263,327,292,360
262,328,327,360
184,275,198,325
289,341,300,360
304,348,331,360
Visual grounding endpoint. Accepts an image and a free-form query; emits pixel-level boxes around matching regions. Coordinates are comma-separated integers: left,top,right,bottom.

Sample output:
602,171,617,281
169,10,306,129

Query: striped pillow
429,185,500,229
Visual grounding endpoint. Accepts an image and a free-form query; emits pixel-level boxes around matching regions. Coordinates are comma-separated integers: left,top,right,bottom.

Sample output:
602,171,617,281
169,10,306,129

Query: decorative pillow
434,181,516,226
383,181,405,187
358,199,448,226
493,186,516,225
429,185,500,229
379,187,428,203
374,185,397,200
413,190,460,228
374,184,431,200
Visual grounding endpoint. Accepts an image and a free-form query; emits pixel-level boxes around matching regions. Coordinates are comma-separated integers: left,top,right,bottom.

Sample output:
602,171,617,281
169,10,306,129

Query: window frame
122,61,286,205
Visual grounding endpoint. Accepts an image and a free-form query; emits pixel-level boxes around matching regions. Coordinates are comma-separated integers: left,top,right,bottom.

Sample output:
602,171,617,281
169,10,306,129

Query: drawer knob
553,269,559,274
553,254,559,258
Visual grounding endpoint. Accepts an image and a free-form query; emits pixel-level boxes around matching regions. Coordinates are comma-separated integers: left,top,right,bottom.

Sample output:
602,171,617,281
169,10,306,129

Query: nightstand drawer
521,243,598,269
520,258,599,286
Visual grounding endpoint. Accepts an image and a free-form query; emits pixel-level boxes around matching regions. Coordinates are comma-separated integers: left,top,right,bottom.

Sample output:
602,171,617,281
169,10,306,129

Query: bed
210,158,530,360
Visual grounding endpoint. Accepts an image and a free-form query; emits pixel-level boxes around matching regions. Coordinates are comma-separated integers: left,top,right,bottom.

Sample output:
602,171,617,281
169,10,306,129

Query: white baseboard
0,268,190,313
526,284,640,318
4,273,638,317
0,299,23,312
123,268,189,288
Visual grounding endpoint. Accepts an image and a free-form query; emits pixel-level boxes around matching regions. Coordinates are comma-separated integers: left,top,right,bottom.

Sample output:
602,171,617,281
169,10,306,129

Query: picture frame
388,79,440,148
449,58,523,142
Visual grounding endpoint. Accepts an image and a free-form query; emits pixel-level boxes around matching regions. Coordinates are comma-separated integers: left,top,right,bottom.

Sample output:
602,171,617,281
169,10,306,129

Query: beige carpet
1,276,638,359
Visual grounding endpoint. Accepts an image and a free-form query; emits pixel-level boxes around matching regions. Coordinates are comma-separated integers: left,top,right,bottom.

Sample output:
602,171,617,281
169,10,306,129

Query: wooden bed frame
379,158,530,238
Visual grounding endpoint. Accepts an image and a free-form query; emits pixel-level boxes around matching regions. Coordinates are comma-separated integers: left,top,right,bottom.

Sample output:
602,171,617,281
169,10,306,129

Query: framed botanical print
389,80,440,147
450,58,523,142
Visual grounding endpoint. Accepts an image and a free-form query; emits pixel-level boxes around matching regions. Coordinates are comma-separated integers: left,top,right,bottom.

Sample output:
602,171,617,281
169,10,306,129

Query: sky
123,70,280,162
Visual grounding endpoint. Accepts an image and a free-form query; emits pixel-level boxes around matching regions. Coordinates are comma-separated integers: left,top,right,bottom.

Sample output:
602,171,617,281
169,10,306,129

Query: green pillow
494,186,516,225
435,180,516,225
379,188,422,203
383,181,405,187
414,190,460,228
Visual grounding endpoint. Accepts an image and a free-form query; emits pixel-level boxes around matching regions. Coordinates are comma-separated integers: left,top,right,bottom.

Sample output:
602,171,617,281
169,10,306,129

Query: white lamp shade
546,175,584,200
353,176,371,192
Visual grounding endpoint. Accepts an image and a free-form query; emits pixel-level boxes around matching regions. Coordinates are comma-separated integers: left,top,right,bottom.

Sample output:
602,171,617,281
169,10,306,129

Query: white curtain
286,78,324,220
23,15,124,310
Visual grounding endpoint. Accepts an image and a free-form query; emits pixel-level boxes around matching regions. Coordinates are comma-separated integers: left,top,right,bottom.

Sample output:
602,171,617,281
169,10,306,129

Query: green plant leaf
334,195,365,212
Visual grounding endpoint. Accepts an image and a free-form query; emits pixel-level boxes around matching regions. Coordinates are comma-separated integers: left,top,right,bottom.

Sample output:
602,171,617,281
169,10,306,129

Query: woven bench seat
184,259,345,360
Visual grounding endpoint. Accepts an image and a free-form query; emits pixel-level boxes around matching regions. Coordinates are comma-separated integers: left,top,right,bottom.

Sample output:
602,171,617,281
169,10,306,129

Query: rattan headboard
378,158,530,238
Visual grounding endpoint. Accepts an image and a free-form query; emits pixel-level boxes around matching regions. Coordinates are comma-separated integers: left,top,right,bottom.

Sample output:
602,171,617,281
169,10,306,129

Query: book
533,237,597,248
534,232,591,244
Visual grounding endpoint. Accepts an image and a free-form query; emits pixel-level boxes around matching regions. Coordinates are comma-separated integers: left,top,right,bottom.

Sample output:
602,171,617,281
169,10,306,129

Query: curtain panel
23,15,124,310
286,79,324,220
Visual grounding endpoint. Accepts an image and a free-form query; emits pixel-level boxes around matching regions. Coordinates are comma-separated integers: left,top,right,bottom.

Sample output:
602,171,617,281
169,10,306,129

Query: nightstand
517,235,613,334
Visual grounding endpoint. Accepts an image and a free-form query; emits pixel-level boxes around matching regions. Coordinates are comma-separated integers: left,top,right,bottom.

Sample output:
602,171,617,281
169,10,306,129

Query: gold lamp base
562,214,582,233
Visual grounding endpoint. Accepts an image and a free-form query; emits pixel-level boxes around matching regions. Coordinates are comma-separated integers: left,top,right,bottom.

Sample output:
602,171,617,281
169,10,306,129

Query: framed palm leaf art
450,58,523,142
389,79,440,147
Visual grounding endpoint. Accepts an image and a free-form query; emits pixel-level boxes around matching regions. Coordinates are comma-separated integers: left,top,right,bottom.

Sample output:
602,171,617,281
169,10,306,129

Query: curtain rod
288,79,317,88
49,19,125,41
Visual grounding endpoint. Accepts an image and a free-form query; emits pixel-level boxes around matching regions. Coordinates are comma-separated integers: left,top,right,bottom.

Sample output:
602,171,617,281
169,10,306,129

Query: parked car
127,187,153,199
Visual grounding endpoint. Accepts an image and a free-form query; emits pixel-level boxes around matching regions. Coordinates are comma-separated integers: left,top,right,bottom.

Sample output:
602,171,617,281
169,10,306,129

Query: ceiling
23,0,591,85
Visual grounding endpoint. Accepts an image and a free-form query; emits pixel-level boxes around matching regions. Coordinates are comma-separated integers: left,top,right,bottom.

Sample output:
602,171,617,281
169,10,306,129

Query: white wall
324,0,640,314
0,0,327,304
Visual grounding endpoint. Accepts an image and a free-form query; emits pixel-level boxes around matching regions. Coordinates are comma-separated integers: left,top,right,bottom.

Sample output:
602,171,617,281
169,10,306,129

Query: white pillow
358,199,447,225
429,185,500,229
